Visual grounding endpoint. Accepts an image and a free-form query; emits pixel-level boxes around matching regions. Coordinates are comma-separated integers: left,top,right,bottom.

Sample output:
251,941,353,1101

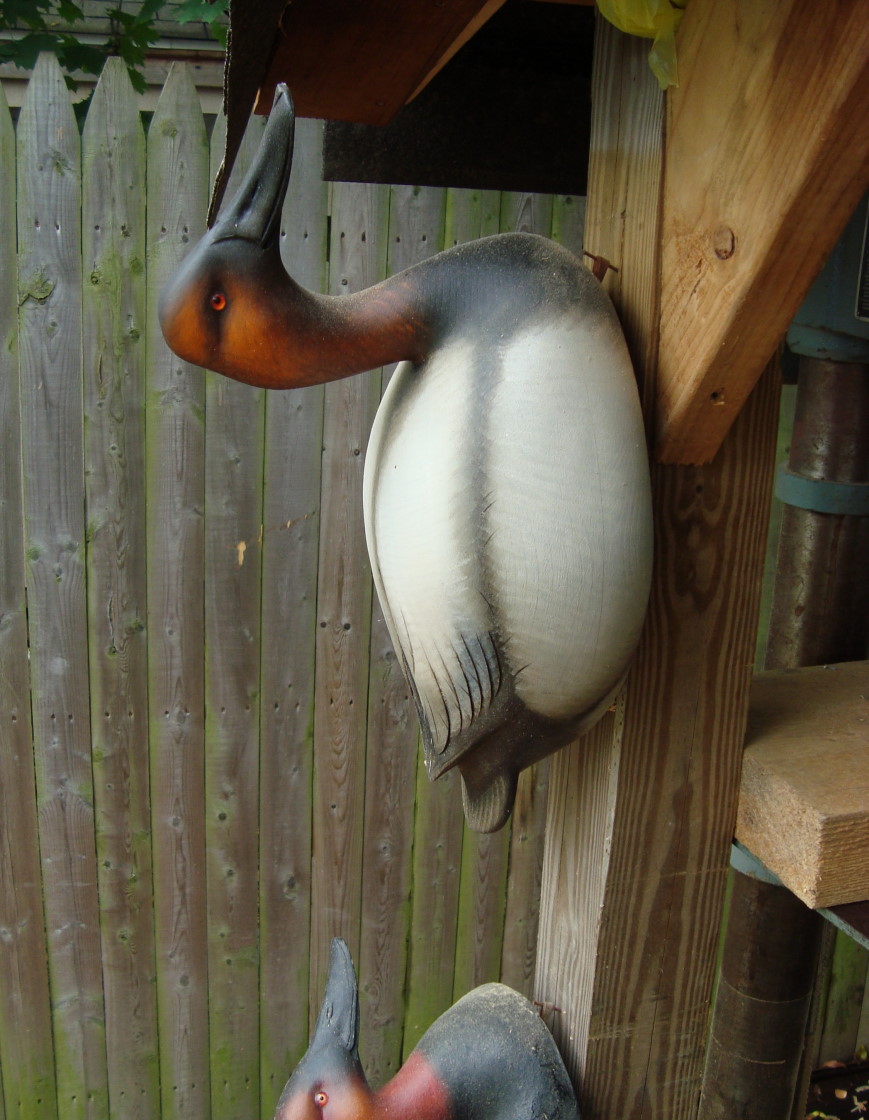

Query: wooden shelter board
736,661,869,909
81,59,158,1120
145,63,211,1120
258,115,328,1097
0,77,57,1120
257,0,507,125
17,53,107,1120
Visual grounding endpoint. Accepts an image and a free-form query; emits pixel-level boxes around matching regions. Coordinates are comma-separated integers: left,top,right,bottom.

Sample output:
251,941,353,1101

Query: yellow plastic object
595,0,685,89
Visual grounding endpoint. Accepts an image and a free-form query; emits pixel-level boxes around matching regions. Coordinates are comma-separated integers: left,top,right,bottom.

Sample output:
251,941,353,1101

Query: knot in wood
712,226,736,260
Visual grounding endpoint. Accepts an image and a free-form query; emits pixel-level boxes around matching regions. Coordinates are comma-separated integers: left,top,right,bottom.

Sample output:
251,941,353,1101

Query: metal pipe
699,356,869,1119
765,358,869,669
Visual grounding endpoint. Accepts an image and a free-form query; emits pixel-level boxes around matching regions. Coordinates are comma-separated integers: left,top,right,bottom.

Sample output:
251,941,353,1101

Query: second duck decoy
273,937,580,1120
159,86,653,832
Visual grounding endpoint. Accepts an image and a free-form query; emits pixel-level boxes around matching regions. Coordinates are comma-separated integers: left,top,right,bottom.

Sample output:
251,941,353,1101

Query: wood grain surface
82,59,158,1120
737,661,869,908
657,0,869,464
536,18,781,1118
145,62,210,1120
17,53,106,1120
0,74,58,1120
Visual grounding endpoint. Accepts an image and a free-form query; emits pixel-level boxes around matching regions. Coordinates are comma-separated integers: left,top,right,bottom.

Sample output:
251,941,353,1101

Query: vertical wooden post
534,20,781,1118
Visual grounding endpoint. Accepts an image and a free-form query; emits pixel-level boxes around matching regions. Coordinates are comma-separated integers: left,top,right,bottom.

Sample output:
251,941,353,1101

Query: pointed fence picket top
144,61,210,1120
82,57,158,1120
203,109,267,1120
17,52,107,1120
0,72,59,1120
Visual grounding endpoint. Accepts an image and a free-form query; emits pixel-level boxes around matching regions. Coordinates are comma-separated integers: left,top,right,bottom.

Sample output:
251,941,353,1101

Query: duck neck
266,267,432,389
373,1051,453,1120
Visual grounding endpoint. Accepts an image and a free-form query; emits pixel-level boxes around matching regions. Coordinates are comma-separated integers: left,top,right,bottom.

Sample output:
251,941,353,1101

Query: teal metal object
731,844,869,952
786,193,869,363
775,464,869,516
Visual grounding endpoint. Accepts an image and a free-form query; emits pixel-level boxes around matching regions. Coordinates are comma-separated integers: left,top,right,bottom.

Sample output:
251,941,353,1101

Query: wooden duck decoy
273,938,580,1120
159,86,653,832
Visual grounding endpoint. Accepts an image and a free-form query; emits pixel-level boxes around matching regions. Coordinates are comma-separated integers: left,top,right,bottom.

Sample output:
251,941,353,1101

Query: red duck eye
210,292,227,311
313,1091,328,1107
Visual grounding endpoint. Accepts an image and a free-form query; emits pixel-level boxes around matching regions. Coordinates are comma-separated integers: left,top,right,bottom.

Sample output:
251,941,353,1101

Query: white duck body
363,234,651,831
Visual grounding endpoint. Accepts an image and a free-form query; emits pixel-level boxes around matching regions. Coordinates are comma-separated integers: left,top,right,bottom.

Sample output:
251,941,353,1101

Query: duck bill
310,939,361,1060
209,83,296,250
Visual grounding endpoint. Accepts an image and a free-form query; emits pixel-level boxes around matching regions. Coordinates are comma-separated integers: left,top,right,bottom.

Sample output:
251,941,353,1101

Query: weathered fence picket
0,74,57,1120
145,62,210,1120
17,53,107,1120
258,115,328,1099
309,179,389,1017
82,58,157,1119
203,110,268,1120
0,57,591,1120
358,182,448,1084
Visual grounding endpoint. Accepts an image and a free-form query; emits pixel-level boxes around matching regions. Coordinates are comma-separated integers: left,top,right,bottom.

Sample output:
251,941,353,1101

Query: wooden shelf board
736,661,869,909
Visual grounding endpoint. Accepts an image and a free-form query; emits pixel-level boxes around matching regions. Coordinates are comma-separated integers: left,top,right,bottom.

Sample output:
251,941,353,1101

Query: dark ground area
806,1060,869,1118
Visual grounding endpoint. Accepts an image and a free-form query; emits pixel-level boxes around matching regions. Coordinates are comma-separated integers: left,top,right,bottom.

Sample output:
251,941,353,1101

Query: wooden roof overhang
218,0,869,465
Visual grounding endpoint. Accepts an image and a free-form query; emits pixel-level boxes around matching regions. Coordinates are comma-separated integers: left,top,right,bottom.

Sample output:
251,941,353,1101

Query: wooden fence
0,54,586,1120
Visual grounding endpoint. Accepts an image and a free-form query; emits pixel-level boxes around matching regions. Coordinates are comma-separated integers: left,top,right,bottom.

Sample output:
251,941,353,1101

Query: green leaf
0,31,58,71
126,66,148,94
175,0,228,44
0,0,225,92
57,0,85,21
0,0,54,31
